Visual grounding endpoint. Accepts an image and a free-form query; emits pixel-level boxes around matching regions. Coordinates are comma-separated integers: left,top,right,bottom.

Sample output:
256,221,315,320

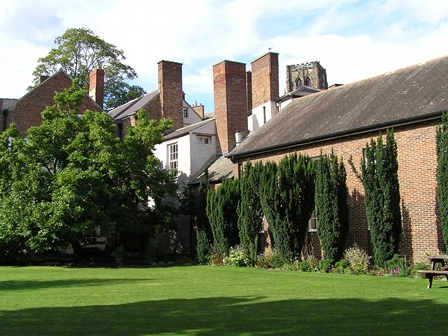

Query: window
168,143,178,172
197,136,211,144
308,209,317,231
263,106,266,124
183,108,188,118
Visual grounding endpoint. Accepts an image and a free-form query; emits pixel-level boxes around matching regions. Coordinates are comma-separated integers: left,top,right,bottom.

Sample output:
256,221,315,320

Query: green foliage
350,129,401,267
195,171,213,264
206,179,240,257
0,84,176,259
315,150,349,263
259,153,315,263
237,162,263,260
437,111,448,251
300,260,313,272
318,259,332,273
255,249,284,269
31,27,145,110
334,259,349,273
343,245,371,275
223,246,254,267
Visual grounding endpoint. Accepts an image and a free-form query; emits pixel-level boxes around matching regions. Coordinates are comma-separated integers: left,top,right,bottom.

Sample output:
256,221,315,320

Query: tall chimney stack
158,60,183,130
213,60,248,154
89,68,105,109
249,52,279,130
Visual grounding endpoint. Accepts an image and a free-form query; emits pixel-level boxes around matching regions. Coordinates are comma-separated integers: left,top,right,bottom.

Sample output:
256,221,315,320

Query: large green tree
437,111,448,251
259,153,315,263
0,83,176,261
350,129,401,266
315,151,349,263
31,27,145,110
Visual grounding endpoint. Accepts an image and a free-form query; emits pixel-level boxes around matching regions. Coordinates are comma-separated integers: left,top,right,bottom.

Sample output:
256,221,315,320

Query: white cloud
1,0,448,112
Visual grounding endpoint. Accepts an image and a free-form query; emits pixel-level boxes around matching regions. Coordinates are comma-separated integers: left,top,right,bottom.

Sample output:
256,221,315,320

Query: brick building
1,70,104,135
227,55,448,262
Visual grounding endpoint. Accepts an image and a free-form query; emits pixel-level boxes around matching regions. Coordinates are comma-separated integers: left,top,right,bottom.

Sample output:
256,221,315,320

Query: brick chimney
192,103,205,119
246,71,252,113
158,60,183,130
39,75,50,84
89,68,105,109
213,60,248,154
249,52,279,130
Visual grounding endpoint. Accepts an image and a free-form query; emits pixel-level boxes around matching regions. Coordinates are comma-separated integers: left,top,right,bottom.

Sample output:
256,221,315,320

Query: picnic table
418,255,448,289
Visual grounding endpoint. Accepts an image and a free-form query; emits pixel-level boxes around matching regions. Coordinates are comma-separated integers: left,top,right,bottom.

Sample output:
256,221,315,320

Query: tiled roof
189,155,233,185
229,55,448,159
164,118,215,141
108,90,158,121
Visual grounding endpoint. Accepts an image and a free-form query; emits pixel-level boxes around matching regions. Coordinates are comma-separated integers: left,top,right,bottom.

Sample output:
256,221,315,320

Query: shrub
300,260,312,272
344,245,371,275
334,259,349,274
318,259,332,273
208,244,224,266
255,250,284,269
223,246,253,267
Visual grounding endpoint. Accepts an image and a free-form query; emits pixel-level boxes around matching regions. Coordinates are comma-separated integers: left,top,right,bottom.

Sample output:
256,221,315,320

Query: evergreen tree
237,162,263,261
206,179,240,257
196,171,213,264
350,129,401,266
437,111,448,250
315,151,349,263
259,153,315,263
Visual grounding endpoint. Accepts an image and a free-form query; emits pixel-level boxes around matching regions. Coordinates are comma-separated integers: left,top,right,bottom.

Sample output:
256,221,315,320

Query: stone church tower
286,61,328,92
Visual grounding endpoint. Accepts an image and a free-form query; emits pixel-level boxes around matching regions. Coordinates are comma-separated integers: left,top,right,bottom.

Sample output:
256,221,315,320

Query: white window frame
168,142,178,172
308,209,317,232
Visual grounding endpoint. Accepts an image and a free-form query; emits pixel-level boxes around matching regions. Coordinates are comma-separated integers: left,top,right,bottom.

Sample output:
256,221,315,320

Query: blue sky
1,0,448,112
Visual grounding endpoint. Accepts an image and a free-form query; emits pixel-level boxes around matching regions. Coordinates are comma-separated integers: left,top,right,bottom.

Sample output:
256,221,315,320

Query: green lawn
0,265,446,335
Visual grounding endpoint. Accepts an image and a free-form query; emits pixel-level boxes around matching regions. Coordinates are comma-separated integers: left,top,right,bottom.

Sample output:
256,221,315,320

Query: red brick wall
213,60,248,154
158,60,183,130
251,52,279,108
232,119,442,262
10,71,103,135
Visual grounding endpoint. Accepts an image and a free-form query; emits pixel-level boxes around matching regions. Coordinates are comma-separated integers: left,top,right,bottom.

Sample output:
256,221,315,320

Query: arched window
305,76,311,87
295,77,302,89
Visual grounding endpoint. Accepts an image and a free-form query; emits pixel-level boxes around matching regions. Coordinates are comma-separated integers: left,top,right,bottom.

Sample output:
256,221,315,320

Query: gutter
227,110,444,162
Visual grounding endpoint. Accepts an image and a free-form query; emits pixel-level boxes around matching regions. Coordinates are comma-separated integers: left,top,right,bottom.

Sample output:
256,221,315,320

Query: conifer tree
437,111,448,250
206,178,240,257
259,153,315,263
350,129,401,266
196,171,213,264
315,151,349,263
237,162,263,260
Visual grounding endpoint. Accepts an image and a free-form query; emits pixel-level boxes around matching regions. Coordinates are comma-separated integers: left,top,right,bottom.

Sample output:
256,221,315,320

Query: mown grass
0,265,447,335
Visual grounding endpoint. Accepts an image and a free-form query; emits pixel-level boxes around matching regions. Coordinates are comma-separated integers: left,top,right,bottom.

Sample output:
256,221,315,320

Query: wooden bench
418,269,448,289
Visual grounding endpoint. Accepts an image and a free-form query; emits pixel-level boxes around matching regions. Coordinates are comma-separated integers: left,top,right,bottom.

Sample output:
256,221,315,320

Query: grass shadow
1,295,446,335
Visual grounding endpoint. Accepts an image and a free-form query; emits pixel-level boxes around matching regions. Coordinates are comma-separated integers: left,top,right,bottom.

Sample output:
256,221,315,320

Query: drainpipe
2,109,8,132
